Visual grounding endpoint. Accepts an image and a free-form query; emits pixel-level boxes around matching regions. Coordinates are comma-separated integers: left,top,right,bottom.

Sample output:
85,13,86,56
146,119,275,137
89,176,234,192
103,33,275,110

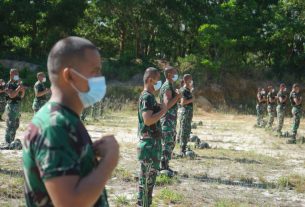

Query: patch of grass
112,167,133,182
155,174,179,186
0,174,24,199
277,174,305,193
215,200,249,207
239,175,254,184
114,194,130,206
156,188,184,205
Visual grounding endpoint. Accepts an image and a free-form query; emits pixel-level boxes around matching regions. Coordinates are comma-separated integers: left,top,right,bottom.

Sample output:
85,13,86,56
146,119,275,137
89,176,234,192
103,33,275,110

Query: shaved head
164,66,176,77
143,67,160,83
47,36,98,85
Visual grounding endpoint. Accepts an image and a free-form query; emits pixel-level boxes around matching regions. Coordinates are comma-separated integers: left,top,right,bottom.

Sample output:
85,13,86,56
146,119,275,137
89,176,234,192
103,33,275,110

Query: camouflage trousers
276,105,286,132
177,108,193,153
256,104,265,126
137,138,161,207
161,130,176,169
32,100,47,113
160,113,177,169
5,103,21,143
267,104,276,128
291,106,302,137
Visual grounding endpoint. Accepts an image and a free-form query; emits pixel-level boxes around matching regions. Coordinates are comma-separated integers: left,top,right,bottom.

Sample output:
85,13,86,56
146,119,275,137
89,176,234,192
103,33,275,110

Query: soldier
32,72,50,113
159,66,181,174
137,67,167,207
22,37,119,206
0,79,6,121
256,87,267,127
287,83,302,144
266,85,277,128
177,74,194,156
276,83,288,136
0,69,25,149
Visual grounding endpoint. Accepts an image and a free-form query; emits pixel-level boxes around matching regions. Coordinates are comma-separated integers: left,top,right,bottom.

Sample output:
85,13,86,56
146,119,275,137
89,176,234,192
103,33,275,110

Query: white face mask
42,77,46,83
190,80,193,86
172,74,179,82
1,82,4,86
13,75,19,81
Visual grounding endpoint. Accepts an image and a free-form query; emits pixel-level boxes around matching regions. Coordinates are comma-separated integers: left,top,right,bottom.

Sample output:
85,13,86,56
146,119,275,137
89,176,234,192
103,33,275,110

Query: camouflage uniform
137,90,162,207
4,80,22,144
159,80,178,169
177,87,193,154
256,91,266,127
32,81,47,113
0,83,6,120
22,102,109,207
276,90,288,133
266,90,277,128
289,91,302,139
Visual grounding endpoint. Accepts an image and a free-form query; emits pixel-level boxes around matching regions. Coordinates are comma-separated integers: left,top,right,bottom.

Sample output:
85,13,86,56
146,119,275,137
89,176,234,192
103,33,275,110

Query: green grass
215,200,249,207
114,194,130,206
155,174,179,186
112,167,133,182
156,188,184,205
277,174,305,193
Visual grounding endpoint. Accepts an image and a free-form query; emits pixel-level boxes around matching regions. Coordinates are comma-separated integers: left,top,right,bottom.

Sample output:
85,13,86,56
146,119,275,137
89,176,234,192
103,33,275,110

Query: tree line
0,0,304,81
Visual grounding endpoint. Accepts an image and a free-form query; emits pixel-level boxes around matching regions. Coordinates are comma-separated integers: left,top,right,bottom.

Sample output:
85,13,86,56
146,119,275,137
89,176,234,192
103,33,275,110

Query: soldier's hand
92,135,119,162
175,89,182,98
160,102,167,113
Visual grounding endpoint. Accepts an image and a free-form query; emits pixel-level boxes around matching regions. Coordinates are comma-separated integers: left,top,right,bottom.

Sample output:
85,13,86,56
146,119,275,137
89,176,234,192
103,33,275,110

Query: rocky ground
1,110,305,207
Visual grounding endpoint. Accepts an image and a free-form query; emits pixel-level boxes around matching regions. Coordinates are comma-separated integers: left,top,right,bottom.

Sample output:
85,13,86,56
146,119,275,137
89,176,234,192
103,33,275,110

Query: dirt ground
1,110,305,207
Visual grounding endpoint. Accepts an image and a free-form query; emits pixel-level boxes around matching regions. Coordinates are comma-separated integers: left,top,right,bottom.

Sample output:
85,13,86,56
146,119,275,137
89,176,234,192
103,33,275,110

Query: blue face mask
13,75,19,81
70,69,107,108
154,80,162,91
172,74,178,82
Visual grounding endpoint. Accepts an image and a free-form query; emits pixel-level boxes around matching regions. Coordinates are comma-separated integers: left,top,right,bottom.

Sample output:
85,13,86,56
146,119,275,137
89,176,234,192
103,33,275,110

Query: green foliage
156,188,184,204
155,174,178,186
114,195,130,206
277,174,305,193
0,0,304,81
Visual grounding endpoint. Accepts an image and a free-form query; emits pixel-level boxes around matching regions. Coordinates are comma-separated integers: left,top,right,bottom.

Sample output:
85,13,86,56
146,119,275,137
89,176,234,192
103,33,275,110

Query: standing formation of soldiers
137,67,194,207
0,69,50,149
256,83,302,144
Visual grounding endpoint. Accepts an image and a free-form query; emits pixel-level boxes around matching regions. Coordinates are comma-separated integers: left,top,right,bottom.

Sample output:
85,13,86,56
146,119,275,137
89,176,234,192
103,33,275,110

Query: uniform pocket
137,139,153,160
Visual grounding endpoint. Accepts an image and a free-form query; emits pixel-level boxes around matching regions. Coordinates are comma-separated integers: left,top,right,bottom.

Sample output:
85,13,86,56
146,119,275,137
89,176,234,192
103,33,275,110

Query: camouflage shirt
6,80,21,104
180,86,193,110
22,102,109,207
159,81,178,131
267,91,277,105
257,91,267,104
34,81,47,101
138,90,162,139
277,90,288,106
290,91,302,107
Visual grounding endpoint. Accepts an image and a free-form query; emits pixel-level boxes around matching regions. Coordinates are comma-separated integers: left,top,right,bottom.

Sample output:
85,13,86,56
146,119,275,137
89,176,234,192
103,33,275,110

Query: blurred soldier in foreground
22,36,119,206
